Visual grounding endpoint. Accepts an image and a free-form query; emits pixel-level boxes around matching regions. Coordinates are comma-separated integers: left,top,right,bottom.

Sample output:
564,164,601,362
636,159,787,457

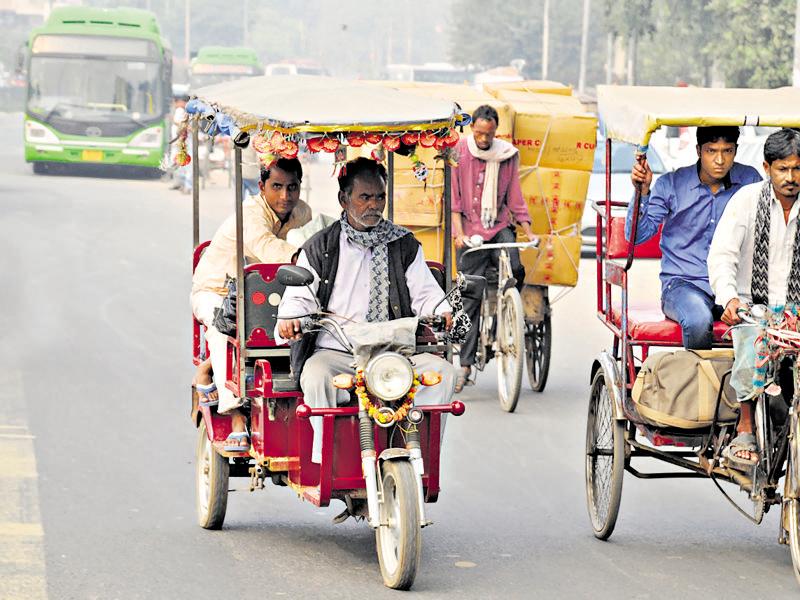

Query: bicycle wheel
496,287,525,412
525,311,552,393
786,404,800,584
585,369,625,540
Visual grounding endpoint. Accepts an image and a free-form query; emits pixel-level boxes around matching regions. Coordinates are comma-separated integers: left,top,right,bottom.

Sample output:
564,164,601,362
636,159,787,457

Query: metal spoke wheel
525,313,552,393
786,406,800,584
585,369,625,540
196,420,229,529
376,460,421,590
496,287,525,413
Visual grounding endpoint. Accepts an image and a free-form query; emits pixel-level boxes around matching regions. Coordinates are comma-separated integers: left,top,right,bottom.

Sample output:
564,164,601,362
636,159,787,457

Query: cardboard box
512,109,598,171
409,225,457,275
392,150,445,227
519,167,590,235
517,231,582,287
484,79,572,97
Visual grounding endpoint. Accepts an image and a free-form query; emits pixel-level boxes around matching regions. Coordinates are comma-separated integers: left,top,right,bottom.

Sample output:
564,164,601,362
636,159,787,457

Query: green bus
189,46,262,90
24,6,172,174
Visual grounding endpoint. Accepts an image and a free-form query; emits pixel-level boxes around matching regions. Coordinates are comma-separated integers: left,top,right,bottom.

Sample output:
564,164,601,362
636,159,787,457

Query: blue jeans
242,178,260,198
661,279,722,350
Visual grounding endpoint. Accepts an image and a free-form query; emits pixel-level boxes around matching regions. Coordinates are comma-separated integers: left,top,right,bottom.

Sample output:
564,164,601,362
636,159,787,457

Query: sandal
196,382,218,407
723,432,758,469
454,366,472,394
223,431,250,452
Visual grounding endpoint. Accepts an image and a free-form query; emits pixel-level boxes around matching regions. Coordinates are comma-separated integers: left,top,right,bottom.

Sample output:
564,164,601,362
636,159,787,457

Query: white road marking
0,370,47,600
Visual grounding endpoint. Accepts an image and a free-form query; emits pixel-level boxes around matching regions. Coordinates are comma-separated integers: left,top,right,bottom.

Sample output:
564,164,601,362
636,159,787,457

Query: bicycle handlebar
461,239,540,258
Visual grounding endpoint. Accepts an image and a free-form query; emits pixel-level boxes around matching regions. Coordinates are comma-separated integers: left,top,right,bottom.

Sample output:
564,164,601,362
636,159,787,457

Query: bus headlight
129,126,163,148
364,353,414,401
25,120,59,144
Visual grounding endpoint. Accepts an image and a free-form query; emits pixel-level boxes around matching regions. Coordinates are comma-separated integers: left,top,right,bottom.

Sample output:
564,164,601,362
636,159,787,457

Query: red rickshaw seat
610,303,730,345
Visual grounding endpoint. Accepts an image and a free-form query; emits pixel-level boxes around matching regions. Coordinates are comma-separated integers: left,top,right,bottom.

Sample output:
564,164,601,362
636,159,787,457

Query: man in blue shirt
626,126,762,349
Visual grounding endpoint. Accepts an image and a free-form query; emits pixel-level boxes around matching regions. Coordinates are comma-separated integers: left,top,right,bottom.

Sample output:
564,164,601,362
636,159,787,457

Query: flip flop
196,382,218,407
723,432,758,469
223,431,250,453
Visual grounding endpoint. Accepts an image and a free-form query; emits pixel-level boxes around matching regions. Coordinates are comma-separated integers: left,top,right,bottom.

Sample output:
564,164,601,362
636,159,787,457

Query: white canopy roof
598,85,800,147
192,75,460,134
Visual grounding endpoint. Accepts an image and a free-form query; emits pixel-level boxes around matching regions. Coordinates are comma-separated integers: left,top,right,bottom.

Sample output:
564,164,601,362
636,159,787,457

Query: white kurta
708,181,800,308
275,230,451,348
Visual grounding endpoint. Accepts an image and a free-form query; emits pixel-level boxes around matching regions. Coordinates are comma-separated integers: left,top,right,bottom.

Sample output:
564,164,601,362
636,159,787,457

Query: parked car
581,138,666,256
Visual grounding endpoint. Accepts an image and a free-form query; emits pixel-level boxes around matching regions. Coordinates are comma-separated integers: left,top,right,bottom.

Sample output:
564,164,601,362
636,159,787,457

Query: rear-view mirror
277,265,314,287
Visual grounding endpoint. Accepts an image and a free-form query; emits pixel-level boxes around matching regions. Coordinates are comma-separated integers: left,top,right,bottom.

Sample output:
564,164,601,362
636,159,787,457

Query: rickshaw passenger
275,158,456,464
627,126,762,349
708,128,800,467
450,104,536,392
191,158,312,449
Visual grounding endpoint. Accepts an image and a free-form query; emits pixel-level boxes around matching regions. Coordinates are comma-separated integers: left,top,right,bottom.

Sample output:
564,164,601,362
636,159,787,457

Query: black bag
212,276,237,336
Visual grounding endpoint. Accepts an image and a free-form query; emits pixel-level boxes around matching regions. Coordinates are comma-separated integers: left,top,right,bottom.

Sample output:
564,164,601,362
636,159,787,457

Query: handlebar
461,238,540,258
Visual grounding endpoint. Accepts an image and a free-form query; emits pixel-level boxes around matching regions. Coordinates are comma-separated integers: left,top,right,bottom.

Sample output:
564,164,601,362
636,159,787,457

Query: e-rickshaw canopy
598,85,800,149
191,74,461,135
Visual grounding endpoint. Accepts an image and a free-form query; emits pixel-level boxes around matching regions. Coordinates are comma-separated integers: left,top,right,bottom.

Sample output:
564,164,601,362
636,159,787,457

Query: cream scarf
466,135,518,229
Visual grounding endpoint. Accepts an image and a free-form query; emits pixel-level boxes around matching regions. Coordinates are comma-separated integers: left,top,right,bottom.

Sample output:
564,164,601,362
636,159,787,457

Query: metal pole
243,0,249,46
234,147,246,393
541,0,550,80
578,0,591,94
794,0,800,86
192,118,200,249
443,164,452,283
387,151,394,221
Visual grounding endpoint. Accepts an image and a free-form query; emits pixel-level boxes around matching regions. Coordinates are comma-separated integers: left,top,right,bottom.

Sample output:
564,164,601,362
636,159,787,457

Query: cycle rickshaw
585,84,800,584
183,75,469,590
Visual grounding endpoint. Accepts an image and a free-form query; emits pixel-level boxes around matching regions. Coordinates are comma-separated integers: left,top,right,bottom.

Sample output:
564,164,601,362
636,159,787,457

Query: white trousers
191,291,242,414
300,349,456,463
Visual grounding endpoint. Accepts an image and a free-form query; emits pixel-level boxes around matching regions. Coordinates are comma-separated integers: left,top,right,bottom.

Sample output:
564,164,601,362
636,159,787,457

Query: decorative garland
355,368,419,425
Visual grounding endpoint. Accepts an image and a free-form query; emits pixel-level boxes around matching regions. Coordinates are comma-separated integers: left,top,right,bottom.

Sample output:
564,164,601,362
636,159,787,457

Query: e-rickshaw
585,85,800,583
183,75,470,590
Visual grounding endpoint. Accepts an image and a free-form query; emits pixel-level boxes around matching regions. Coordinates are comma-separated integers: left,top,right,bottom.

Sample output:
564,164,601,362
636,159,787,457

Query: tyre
585,369,625,540
196,420,229,529
786,407,800,584
376,460,421,590
525,313,552,393
496,287,525,412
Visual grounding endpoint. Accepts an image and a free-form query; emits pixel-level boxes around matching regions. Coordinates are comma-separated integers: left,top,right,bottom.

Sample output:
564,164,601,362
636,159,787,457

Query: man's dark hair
764,128,800,165
696,126,740,147
338,157,387,195
472,104,500,126
260,157,303,184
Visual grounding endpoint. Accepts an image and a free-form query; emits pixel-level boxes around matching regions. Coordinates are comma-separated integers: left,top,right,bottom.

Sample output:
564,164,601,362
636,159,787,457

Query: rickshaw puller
627,126,761,349
709,128,800,467
451,104,535,392
276,158,456,464
192,158,312,449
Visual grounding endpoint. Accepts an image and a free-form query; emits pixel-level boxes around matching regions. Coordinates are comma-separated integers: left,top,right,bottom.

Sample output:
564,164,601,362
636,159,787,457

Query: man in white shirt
708,128,800,468
276,157,456,464
192,158,312,450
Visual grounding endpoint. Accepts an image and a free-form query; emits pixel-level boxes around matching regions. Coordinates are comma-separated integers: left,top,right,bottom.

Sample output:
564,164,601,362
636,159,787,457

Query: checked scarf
340,212,410,322
751,179,800,306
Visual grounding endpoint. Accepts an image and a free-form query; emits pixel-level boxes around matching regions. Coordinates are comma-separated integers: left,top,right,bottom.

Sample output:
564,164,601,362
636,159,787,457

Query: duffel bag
631,349,739,429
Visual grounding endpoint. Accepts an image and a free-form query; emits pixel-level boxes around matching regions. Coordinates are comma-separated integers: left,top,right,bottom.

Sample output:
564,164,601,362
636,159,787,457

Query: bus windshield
28,55,164,121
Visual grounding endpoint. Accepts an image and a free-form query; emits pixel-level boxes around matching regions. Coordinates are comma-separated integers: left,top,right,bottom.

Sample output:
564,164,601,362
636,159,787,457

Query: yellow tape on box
517,231,582,287
520,166,590,235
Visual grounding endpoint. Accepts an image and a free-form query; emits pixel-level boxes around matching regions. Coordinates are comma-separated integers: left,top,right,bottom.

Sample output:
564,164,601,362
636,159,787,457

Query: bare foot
193,358,218,401
230,408,247,434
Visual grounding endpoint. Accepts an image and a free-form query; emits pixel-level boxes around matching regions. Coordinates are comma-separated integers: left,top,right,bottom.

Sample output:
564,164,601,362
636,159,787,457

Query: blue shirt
625,161,762,297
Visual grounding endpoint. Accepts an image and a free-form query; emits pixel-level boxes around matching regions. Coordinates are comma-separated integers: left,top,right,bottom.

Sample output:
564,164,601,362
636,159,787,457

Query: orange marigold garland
355,368,420,425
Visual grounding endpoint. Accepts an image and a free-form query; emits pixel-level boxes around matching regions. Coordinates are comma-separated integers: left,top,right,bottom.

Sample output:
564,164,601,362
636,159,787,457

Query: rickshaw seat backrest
243,263,289,348
606,217,662,260
193,240,211,272
426,261,446,291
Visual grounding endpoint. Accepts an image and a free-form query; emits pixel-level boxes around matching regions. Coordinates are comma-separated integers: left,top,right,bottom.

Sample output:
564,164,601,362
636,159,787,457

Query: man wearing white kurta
708,128,800,467
191,158,311,447
276,158,456,464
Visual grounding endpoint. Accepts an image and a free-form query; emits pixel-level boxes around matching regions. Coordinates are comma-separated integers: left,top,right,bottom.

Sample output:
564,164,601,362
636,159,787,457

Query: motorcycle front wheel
496,287,525,412
376,460,421,590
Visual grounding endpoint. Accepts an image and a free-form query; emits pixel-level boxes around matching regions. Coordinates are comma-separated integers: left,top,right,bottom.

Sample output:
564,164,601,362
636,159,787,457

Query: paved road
0,113,797,599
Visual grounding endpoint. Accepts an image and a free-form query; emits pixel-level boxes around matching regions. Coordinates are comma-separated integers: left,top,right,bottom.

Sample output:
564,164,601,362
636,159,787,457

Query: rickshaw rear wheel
585,369,625,540
786,407,800,584
497,288,525,413
525,314,552,393
196,420,229,530
376,460,421,590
